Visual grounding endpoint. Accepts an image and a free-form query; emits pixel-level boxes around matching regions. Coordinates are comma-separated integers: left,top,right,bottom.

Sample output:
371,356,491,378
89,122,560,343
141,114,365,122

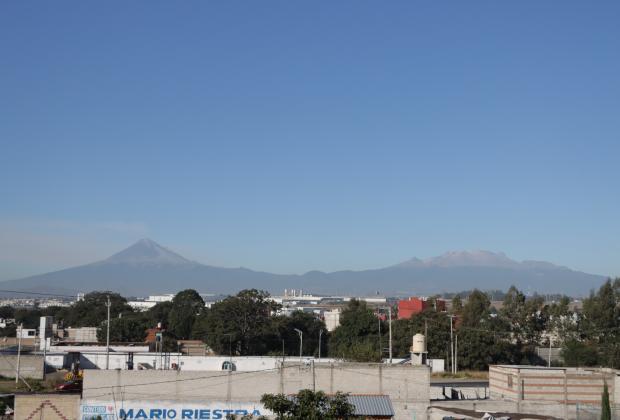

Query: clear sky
1,1,619,281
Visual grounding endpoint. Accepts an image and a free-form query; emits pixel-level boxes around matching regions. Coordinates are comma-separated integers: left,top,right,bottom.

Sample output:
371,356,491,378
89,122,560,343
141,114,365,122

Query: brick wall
490,365,617,405
15,394,80,420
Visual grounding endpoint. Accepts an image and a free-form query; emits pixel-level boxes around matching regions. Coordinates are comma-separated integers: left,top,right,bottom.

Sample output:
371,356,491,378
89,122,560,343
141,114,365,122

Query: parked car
55,379,82,392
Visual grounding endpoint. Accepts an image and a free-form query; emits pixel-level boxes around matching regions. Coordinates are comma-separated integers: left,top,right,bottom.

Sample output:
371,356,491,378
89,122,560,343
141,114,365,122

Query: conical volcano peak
104,238,193,265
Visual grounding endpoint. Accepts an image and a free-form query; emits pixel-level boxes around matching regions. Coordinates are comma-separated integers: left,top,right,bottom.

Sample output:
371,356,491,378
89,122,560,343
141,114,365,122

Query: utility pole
424,320,428,351
548,337,552,368
388,306,393,364
15,323,22,386
106,295,111,370
318,329,323,361
294,328,303,363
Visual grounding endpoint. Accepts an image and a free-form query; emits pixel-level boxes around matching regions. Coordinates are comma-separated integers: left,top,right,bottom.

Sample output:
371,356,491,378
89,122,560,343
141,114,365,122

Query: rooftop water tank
412,333,426,353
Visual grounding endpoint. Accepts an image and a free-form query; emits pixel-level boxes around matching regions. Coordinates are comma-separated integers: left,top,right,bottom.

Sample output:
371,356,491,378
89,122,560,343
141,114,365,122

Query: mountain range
0,239,607,297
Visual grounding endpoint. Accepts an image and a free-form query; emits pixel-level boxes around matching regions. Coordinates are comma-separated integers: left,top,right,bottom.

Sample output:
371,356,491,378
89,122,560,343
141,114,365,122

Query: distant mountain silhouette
0,239,607,297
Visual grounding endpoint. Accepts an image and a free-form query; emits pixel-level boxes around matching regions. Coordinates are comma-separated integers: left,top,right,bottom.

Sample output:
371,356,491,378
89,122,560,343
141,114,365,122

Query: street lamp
294,328,303,363
318,330,323,361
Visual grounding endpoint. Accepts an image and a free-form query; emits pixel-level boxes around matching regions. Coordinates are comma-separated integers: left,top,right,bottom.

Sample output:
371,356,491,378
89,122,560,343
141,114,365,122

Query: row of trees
2,278,617,370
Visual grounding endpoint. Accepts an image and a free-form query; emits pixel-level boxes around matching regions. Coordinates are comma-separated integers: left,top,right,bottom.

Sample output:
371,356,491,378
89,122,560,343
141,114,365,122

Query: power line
0,289,78,299
84,364,298,391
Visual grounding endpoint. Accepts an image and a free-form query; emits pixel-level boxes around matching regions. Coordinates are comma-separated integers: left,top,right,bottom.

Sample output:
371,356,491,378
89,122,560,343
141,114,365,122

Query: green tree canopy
271,311,327,357
168,289,205,340
196,289,280,355
391,308,450,360
569,279,620,368
451,296,463,314
501,286,547,346
55,292,133,327
460,289,491,327
145,301,173,328
601,381,611,420
329,299,382,362
97,317,147,343
0,306,15,319
261,390,354,420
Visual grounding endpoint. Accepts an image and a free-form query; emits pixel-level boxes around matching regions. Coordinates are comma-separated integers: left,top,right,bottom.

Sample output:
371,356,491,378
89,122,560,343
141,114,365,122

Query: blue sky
1,1,619,281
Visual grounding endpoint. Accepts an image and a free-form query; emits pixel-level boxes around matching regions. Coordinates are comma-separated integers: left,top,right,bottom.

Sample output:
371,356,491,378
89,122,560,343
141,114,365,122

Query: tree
325,392,355,419
0,324,16,338
391,309,450,359
14,308,43,328
460,290,491,328
198,289,280,355
601,381,611,420
545,296,577,345
260,394,294,419
57,292,133,327
261,390,354,420
97,317,147,343
329,300,382,362
145,301,173,328
501,286,547,347
272,311,327,357
451,296,463,313
580,279,620,368
561,338,599,367
168,289,205,340
0,306,15,319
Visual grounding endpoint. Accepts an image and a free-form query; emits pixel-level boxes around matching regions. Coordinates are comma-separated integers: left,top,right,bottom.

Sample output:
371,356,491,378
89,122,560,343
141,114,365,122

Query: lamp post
318,329,323,361
294,328,303,363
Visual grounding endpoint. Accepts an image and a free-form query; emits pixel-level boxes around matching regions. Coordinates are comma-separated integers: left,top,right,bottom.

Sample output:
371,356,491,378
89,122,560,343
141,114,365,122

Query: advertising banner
81,401,268,420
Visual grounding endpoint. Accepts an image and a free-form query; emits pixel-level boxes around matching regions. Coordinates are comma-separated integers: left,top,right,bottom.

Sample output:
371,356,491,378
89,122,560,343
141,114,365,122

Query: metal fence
575,403,620,420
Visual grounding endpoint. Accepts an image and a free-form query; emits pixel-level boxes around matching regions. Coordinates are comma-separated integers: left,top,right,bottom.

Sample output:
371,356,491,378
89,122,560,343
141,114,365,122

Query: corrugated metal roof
348,395,395,417
286,394,395,417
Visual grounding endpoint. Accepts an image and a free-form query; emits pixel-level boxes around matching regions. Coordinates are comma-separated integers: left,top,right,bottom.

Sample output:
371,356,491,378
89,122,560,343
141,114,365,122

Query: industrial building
397,297,446,320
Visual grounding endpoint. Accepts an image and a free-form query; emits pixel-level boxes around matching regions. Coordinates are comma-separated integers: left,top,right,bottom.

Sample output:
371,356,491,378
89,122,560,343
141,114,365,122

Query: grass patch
432,370,488,380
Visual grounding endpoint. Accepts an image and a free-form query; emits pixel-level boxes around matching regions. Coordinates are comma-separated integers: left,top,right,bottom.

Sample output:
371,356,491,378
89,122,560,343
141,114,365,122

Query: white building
128,294,175,311
16,326,37,339
324,308,341,331
0,318,15,328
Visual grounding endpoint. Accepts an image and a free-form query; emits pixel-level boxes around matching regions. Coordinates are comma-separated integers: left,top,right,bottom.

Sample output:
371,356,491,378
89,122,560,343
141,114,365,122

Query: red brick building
397,297,446,319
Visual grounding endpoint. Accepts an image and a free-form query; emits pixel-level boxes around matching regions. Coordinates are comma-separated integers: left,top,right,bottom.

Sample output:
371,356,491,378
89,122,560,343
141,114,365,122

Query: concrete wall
430,400,620,420
45,353,68,370
490,365,618,405
0,354,44,379
69,353,339,371
14,394,81,420
83,362,430,419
